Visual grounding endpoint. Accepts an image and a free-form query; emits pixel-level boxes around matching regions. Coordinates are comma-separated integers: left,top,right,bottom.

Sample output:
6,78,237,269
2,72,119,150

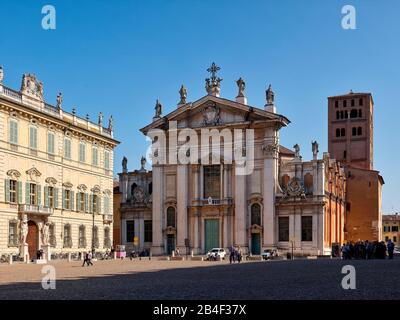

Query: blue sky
0,0,399,213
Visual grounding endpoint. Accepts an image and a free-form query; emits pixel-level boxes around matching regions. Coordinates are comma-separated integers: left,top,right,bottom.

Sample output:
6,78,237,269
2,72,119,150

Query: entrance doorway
167,234,175,255
251,233,261,255
204,219,219,253
27,221,38,260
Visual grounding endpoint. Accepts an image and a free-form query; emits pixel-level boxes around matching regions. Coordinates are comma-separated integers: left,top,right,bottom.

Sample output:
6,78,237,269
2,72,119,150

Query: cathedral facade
118,64,345,256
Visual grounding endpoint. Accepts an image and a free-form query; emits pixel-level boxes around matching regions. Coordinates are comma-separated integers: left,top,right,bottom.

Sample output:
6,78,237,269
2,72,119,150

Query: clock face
133,187,145,202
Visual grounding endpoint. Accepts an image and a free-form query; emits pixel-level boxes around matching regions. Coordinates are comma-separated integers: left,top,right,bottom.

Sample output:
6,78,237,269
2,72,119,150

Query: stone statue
42,222,50,245
293,143,300,158
98,112,104,126
56,92,63,110
312,141,319,160
0,66,4,84
155,99,162,118
122,156,128,172
20,219,28,245
205,62,222,96
108,115,113,131
179,85,187,104
236,77,245,97
266,84,274,104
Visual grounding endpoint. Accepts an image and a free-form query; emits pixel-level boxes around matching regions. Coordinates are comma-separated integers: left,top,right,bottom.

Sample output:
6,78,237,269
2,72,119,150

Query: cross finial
207,62,220,80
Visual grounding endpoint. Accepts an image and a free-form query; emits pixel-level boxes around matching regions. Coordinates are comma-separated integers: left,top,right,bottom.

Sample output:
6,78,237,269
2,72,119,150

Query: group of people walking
229,246,243,264
82,252,94,266
341,239,396,260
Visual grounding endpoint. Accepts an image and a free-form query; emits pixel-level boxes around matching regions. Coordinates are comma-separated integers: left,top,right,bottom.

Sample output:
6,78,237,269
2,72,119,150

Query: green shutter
76,194,79,211
44,186,49,207
54,188,58,208
37,185,41,205
62,189,66,209
84,193,88,212
71,191,75,211
25,183,30,204
5,179,10,203
18,181,22,204
97,197,101,214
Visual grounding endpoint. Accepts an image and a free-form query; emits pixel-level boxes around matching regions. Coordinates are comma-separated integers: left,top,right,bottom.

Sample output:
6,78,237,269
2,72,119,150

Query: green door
204,219,220,253
251,233,261,255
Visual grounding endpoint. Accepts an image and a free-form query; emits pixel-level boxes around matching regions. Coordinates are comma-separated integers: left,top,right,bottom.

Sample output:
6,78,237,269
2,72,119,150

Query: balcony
19,204,54,216
201,198,233,206
103,214,113,223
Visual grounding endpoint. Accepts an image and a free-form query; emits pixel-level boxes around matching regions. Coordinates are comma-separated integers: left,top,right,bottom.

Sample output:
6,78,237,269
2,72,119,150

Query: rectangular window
144,220,152,243
47,132,55,154
8,221,18,246
92,147,98,166
79,142,86,163
49,224,56,247
63,225,72,248
394,236,397,243
48,186,54,208
104,150,110,169
65,190,71,210
301,216,313,242
204,165,221,199
9,180,17,203
64,138,71,159
392,226,399,232
29,126,38,150
126,220,135,243
278,217,289,242
9,120,18,145
29,183,37,205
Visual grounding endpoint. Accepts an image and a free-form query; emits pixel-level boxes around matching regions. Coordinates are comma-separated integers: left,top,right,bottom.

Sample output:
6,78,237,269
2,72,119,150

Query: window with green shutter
37,185,41,206
92,147,98,166
47,132,55,154
4,179,10,203
104,150,110,169
103,197,109,215
84,193,89,212
18,181,22,204
64,138,71,159
9,120,18,145
54,188,58,208
79,142,86,163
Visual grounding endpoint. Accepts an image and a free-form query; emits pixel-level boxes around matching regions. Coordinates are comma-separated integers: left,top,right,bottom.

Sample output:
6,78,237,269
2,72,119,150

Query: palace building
117,64,346,256
0,67,119,261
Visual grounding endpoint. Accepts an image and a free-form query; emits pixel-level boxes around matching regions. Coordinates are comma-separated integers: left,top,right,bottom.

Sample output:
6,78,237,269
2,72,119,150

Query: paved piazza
0,258,399,300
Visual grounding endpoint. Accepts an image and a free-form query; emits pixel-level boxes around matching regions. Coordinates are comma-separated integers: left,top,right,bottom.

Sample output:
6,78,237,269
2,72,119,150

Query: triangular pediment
141,95,289,134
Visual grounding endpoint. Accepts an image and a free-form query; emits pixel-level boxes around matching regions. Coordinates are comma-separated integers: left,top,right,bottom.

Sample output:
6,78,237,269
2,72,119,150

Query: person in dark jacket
387,239,395,259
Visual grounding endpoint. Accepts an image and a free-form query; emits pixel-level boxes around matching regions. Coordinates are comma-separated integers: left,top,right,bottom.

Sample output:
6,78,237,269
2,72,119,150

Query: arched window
358,109,362,118
357,127,362,135
167,207,176,228
304,173,313,195
350,109,358,118
340,111,344,119
341,128,346,137
359,98,363,106
352,127,357,136
345,110,348,119
79,225,86,248
281,174,290,190
336,111,340,120
336,129,340,137
335,100,339,108
251,203,261,226
343,100,347,107
351,99,355,106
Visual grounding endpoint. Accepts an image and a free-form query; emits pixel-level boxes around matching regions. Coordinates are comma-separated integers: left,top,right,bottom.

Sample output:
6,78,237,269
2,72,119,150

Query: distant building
328,92,384,241
113,180,121,247
382,214,400,245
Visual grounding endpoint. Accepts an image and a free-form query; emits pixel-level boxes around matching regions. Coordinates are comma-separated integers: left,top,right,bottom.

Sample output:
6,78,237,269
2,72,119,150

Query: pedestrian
82,252,89,267
229,246,235,264
237,246,242,263
87,252,94,266
387,239,395,259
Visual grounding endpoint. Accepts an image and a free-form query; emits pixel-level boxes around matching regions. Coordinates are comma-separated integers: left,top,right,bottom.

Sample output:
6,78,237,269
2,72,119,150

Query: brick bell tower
327,91,373,170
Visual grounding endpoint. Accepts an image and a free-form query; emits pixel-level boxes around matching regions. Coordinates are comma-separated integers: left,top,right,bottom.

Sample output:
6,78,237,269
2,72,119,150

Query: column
152,165,164,255
177,165,188,250
262,129,278,248
234,166,247,248
194,213,200,254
